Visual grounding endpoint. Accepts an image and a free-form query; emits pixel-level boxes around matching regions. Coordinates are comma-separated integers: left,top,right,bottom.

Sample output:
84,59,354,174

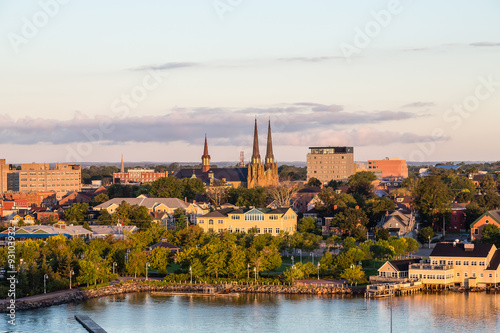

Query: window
198,220,204,224
471,261,477,266
275,228,280,234
447,260,453,265
455,260,461,265
269,215,278,220
218,219,223,224
489,274,493,278
472,272,476,277
456,273,460,277
231,215,240,220
235,228,240,233
464,272,468,277
209,219,214,225
432,260,438,265
480,273,484,278
439,260,446,265
474,229,479,235
486,219,490,224
463,261,469,266
479,261,485,266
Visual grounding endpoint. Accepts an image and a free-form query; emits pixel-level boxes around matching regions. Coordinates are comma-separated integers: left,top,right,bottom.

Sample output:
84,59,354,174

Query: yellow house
409,242,500,288
196,207,297,235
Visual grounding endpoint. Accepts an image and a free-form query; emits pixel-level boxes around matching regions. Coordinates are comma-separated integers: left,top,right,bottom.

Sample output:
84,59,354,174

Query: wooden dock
365,281,423,298
75,315,107,333
151,291,239,297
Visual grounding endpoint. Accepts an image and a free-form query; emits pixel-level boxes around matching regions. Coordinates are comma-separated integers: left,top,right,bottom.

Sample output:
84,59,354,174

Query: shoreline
0,281,358,313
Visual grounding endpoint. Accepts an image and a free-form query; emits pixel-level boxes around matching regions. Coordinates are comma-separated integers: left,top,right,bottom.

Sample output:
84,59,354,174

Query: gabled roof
149,239,182,252
388,259,420,272
200,207,294,218
90,225,137,235
430,242,495,258
95,198,188,210
470,210,500,228
486,250,500,271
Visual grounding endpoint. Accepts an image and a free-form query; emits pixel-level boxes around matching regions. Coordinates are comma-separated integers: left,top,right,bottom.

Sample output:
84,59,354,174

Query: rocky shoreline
0,282,359,313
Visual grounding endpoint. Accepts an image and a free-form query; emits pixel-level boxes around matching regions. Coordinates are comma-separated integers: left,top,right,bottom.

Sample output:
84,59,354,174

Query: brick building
367,158,408,178
306,147,355,183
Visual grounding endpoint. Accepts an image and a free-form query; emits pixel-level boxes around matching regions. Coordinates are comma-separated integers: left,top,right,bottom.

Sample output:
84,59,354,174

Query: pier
365,281,423,298
75,315,107,333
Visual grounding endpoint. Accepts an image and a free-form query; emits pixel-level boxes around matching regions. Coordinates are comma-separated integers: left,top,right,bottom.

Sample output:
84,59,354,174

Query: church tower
247,119,279,188
201,134,211,173
265,119,275,166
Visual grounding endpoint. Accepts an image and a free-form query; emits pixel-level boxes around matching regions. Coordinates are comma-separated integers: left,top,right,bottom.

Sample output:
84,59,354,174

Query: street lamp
317,262,320,280
428,236,431,249
291,256,294,266
69,270,74,289
44,274,48,294
254,267,257,283
189,266,193,284
311,252,314,265
146,262,150,281
113,262,117,275
247,263,250,279
298,249,302,264
126,249,130,263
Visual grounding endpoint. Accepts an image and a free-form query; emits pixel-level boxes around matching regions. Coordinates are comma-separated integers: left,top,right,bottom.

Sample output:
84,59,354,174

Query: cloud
130,62,199,71
277,56,341,62
469,42,500,47
0,104,429,147
402,102,435,108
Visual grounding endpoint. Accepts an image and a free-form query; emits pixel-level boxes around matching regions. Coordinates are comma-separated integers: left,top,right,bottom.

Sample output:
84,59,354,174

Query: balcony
410,264,453,270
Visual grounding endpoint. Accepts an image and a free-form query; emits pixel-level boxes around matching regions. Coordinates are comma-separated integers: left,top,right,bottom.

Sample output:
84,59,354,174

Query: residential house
449,202,467,232
470,210,500,241
378,209,416,237
371,259,421,283
292,186,321,213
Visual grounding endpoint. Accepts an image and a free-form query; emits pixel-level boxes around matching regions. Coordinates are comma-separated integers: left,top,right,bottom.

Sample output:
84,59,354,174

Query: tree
297,217,316,233
82,221,92,232
91,193,109,207
226,245,247,278
340,265,365,284
479,175,496,194
482,224,500,239
417,227,435,245
130,205,153,230
365,197,396,225
173,208,188,231
150,177,183,199
206,180,230,207
148,247,171,275
64,203,89,223
77,259,97,287
414,175,452,224
268,182,299,208
332,208,369,236
181,178,205,201
375,227,390,241
126,250,148,278
112,201,132,225
97,210,113,225
307,177,322,187
347,171,377,198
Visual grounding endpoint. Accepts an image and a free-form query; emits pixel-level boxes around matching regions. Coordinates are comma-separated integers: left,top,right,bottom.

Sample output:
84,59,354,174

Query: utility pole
443,216,446,238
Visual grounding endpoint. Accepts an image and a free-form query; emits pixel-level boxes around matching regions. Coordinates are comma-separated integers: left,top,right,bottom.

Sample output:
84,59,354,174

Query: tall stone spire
251,118,261,164
120,155,124,173
265,119,274,165
201,134,211,172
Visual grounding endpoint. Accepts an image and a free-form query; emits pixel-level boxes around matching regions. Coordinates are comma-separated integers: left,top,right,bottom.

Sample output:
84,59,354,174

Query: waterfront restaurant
409,242,500,288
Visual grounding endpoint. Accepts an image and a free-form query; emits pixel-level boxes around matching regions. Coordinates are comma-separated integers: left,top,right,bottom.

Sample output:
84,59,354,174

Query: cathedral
175,119,279,188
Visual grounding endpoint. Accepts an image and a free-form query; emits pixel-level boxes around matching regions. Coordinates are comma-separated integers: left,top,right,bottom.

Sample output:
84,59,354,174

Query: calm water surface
3,292,500,333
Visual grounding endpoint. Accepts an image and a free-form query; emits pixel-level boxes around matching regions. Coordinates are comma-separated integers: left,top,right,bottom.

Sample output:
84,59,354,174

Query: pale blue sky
0,0,499,164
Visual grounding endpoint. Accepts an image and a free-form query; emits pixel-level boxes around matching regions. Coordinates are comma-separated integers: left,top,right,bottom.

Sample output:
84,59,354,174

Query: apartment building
367,158,408,178
0,160,81,200
113,168,167,184
196,207,297,235
306,147,355,183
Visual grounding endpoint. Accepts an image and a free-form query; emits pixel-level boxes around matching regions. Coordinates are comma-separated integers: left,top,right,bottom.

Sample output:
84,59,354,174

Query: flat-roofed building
306,147,355,183
196,207,297,235
367,158,408,178
113,168,167,184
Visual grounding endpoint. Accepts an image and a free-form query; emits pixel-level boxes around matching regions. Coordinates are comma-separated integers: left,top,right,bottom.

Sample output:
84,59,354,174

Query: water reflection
7,292,500,333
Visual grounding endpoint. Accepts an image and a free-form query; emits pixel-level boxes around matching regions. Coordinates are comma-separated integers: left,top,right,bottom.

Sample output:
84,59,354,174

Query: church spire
265,119,274,165
251,118,261,164
120,155,124,173
201,134,211,172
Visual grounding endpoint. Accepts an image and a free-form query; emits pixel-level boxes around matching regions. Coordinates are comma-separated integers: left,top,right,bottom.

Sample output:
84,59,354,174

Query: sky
0,0,499,164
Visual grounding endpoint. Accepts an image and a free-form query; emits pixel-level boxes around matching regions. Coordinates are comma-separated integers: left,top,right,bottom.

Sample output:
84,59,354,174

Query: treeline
0,221,421,297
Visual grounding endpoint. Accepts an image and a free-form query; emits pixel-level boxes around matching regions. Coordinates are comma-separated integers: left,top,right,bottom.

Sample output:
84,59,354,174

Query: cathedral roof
175,167,248,183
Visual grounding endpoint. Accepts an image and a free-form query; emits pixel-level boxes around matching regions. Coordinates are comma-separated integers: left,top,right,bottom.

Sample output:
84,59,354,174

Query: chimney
184,197,187,203
355,206,359,210
386,211,389,216
333,205,338,210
